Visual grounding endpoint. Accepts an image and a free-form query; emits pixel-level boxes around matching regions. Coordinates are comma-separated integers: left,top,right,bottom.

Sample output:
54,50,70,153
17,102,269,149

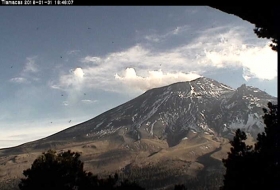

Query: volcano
0,77,277,190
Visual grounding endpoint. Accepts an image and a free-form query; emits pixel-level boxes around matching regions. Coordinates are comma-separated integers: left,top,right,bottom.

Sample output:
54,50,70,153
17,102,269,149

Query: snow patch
254,113,259,118
132,113,138,122
228,114,263,133
134,93,171,128
150,120,157,136
95,121,104,129
225,102,236,109
191,129,197,134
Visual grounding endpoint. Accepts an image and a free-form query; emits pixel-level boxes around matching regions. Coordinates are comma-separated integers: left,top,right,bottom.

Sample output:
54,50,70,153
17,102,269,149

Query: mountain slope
48,77,276,144
0,77,277,190
1,77,276,154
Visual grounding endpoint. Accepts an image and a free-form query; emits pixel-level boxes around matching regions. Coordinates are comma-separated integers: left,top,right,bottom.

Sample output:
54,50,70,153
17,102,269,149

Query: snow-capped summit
36,77,275,148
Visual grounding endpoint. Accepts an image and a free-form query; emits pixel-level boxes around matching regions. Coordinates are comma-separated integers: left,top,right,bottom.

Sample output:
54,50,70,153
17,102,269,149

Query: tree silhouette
18,149,89,190
220,129,254,190
254,102,279,189
18,149,145,190
174,184,187,190
221,102,279,190
115,179,145,190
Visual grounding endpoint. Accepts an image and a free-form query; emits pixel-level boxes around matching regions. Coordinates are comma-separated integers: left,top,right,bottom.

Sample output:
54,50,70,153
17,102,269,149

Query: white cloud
145,35,160,42
172,27,180,35
53,67,84,90
50,24,277,95
67,49,80,55
239,44,277,80
81,99,98,104
10,57,40,85
73,68,84,79
49,68,86,106
144,25,190,42
81,56,102,63
9,77,28,83
23,56,38,73
115,68,201,91
189,26,277,81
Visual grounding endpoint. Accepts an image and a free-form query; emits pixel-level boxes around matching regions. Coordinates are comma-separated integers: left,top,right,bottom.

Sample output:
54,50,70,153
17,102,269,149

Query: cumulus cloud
239,44,277,80
73,68,84,79
49,68,86,105
50,24,277,95
52,67,84,90
115,68,201,91
187,26,277,81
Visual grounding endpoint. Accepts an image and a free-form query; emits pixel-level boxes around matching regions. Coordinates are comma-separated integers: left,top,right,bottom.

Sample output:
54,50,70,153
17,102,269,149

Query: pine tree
220,129,253,190
18,149,145,190
254,102,279,189
221,102,279,190
18,149,89,190
174,184,187,190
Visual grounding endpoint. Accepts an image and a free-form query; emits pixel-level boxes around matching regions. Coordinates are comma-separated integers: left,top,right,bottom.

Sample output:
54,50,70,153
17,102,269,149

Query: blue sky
0,6,277,148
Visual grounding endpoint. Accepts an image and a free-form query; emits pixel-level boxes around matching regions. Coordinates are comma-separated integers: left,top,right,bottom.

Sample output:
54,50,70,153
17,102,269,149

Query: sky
0,6,277,149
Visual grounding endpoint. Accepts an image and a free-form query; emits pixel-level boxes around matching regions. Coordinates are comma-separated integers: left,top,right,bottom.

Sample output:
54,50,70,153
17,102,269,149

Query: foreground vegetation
221,102,279,190
18,149,144,190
